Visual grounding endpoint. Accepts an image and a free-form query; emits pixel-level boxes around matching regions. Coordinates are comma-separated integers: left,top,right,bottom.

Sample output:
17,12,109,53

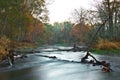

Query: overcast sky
47,0,97,23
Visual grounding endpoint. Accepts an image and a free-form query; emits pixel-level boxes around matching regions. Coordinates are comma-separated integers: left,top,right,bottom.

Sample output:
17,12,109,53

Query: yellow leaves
0,35,11,48
0,35,10,61
0,45,8,55
0,35,38,61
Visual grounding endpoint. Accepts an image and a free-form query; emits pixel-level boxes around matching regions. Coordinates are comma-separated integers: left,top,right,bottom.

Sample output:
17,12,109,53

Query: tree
51,21,73,44
61,21,73,43
25,0,49,42
0,0,30,39
71,8,87,24
44,23,54,44
71,23,91,44
0,0,49,43
26,17,44,42
95,0,120,40
71,8,94,44
29,0,49,22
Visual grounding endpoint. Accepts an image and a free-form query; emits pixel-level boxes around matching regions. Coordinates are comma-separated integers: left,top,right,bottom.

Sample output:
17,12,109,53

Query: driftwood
81,52,112,72
3,49,15,66
0,49,28,66
0,49,15,66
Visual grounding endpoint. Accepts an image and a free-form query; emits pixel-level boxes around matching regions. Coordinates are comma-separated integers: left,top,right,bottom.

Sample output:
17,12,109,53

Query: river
0,46,120,80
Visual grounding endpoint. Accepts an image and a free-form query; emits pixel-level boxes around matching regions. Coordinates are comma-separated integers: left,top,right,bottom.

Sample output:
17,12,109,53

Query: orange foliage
71,23,91,41
25,14,44,41
34,21,44,34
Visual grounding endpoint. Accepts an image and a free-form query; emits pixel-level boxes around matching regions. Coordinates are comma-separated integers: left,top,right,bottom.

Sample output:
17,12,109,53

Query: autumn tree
71,23,92,44
0,0,31,40
0,0,49,43
71,8,94,44
25,0,49,42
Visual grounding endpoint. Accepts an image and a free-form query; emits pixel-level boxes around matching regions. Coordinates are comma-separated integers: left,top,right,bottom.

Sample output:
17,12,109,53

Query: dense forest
0,0,120,61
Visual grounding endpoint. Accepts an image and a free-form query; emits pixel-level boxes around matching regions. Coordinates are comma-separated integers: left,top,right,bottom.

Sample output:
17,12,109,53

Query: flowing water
0,46,120,80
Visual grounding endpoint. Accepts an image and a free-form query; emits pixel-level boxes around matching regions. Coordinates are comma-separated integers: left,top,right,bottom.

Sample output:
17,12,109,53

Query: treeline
42,22,92,45
0,0,120,46
42,0,120,50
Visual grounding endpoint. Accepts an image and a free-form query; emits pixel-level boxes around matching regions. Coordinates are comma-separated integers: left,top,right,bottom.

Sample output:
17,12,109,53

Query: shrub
0,35,38,61
0,35,10,61
96,38,120,50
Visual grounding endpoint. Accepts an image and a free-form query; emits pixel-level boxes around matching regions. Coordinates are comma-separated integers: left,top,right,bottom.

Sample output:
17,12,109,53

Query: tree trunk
0,15,8,36
107,0,113,39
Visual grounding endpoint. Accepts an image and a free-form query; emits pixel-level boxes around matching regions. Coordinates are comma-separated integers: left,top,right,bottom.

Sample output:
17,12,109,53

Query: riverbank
91,49,120,56
0,35,38,61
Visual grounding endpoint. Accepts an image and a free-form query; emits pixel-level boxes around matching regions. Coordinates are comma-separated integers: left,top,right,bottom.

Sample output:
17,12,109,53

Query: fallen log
81,52,112,72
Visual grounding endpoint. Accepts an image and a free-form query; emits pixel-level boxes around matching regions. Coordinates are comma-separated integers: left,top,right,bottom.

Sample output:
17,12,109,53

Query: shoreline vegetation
0,35,38,61
91,38,120,55
0,35,120,61
91,49,120,55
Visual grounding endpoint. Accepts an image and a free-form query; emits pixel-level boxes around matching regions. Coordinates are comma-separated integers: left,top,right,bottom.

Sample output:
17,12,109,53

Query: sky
47,0,96,23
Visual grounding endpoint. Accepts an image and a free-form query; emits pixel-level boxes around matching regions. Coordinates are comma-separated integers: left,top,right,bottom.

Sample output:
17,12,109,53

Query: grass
90,38,120,55
91,48,120,55
54,43,69,46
